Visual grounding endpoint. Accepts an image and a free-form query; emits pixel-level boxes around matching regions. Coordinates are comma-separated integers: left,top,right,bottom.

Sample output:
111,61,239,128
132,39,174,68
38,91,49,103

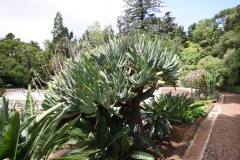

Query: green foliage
49,12,74,59
191,19,220,48
0,55,30,87
80,21,114,52
0,85,79,160
5,33,15,40
182,5,240,86
130,151,155,160
51,12,73,44
118,0,165,35
42,34,180,158
0,88,5,96
0,36,51,88
183,104,207,123
0,38,22,57
60,116,157,159
224,48,240,85
228,86,240,94
212,30,240,58
180,42,203,65
66,117,131,159
0,109,20,160
197,56,227,86
141,92,204,139
141,99,171,140
223,5,240,31
179,42,208,88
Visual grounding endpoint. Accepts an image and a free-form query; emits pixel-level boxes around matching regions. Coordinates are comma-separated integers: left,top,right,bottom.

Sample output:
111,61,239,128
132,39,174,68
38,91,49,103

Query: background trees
180,4,240,86
0,33,50,88
49,12,74,58
0,55,29,87
1,4,240,88
79,21,114,52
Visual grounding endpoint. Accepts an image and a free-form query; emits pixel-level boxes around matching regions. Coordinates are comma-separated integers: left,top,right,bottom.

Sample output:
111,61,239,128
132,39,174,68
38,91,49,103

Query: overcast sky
0,0,239,48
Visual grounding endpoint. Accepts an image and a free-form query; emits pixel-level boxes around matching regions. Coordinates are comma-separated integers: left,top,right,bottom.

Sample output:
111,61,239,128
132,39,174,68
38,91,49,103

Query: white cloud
0,0,125,47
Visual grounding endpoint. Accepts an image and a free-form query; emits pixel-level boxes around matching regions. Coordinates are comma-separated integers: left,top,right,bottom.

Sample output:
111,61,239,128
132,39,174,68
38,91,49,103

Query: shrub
141,92,204,139
185,70,209,99
183,101,208,123
197,56,228,86
228,86,240,94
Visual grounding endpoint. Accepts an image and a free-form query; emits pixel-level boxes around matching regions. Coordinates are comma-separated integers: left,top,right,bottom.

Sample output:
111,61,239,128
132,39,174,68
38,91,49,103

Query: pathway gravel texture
202,92,240,160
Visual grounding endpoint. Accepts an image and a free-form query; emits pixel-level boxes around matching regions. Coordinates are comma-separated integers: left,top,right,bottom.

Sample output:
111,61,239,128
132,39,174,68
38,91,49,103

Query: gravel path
202,92,240,160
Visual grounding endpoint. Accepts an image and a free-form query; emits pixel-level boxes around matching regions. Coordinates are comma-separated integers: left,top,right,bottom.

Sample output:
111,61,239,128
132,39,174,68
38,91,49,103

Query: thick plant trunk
126,103,146,148
121,84,157,148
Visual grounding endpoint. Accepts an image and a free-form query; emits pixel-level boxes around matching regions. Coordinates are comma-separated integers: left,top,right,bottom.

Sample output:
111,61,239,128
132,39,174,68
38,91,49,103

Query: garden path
184,92,240,160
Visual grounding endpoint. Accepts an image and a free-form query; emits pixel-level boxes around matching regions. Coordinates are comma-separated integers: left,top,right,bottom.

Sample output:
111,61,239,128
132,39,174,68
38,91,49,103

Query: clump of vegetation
183,100,209,123
185,70,209,99
0,85,80,160
141,92,206,140
42,34,180,159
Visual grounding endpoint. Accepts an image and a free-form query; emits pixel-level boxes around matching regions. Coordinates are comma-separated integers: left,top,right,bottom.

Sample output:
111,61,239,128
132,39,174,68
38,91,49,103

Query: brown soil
155,122,193,159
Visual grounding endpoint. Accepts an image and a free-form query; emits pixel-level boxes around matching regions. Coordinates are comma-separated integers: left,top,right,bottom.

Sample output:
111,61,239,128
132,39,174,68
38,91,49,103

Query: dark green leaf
0,111,20,160
131,151,155,160
138,134,163,157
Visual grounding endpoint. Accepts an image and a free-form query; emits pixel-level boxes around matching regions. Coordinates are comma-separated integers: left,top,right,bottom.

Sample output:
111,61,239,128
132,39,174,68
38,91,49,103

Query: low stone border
181,103,215,159
168,103,214,159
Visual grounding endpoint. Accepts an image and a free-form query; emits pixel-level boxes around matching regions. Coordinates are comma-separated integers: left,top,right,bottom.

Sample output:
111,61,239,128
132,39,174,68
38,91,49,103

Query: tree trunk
121,84,157,148
126,102,146,148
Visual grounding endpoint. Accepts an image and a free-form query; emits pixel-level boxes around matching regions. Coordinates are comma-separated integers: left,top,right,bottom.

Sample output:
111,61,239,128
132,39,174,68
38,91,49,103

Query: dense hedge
228,86,240,94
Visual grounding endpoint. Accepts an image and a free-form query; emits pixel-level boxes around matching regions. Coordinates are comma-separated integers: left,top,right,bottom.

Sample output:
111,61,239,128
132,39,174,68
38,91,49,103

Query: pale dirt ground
202,92,240,160
160,88,240,160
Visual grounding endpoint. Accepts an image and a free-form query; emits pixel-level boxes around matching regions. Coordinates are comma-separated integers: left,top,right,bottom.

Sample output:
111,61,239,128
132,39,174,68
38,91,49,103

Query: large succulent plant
43,34,180,116
42,34,180,157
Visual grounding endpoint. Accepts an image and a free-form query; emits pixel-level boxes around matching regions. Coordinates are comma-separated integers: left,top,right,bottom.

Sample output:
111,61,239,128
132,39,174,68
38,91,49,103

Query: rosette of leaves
141,91,204,140
43,33,180,123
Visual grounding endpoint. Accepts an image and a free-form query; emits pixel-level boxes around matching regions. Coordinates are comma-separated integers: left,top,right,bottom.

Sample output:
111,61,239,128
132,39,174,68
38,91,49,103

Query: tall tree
50,12,74,58
187,23,196,41
158,11,177,34
224,5,240,31
118,0,163,35
51,12,73,44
